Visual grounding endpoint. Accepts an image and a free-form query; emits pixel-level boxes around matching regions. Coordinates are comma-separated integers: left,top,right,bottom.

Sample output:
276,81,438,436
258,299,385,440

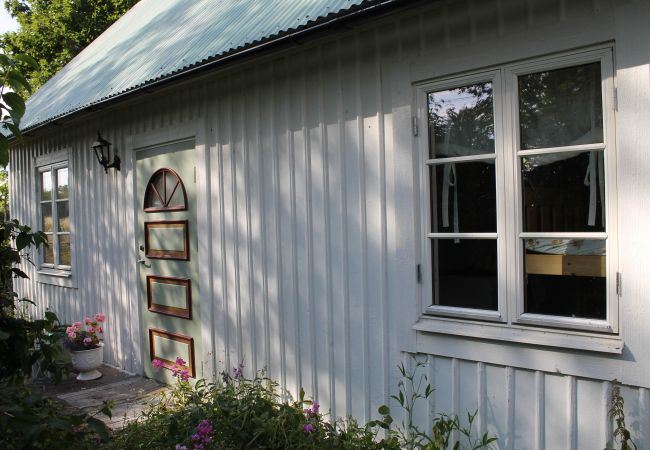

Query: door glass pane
41,171,52,201
428,82,494,159
43,234,54,264
519,62,603,150
41,203,53,232
431,239,498,310
522,151,605,232
430,162,496,233
56,167,69,199
57,201,69,232
58,234,71,266
524,238,606,319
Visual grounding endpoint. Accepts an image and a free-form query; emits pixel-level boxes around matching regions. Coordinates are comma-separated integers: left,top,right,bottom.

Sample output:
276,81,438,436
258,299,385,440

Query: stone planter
71,342,104,381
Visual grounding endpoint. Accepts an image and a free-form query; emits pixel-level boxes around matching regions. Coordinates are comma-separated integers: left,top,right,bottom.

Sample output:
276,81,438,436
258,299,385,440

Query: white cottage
9,0,650,448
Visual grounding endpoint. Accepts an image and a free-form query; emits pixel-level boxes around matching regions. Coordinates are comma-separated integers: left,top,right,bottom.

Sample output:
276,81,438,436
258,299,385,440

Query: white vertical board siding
9,0,650,448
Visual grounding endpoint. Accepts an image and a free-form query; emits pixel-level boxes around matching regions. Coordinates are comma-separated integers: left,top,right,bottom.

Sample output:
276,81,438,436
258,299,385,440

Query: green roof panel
22,0,397,132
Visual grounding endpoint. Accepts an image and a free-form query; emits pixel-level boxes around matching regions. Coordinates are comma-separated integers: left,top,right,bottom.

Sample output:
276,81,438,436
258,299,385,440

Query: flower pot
71,342,104,381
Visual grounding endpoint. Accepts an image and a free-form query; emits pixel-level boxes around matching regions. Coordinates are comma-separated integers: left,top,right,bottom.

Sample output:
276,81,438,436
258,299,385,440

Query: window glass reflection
428,83,494,159
519,62,603,150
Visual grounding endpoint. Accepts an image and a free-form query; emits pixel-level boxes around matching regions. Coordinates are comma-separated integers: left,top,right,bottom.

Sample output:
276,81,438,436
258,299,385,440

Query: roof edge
20,0,420,138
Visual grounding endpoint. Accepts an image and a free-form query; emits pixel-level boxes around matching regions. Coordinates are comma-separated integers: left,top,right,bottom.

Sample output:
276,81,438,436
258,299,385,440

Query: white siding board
576,379,607,449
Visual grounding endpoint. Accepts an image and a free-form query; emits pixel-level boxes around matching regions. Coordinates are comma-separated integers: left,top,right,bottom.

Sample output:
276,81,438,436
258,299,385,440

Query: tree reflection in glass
519,62,603,150
428,83,494,159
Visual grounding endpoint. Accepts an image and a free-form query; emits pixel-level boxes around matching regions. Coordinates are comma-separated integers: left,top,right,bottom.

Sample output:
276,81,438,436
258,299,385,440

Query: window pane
519,62,603,150
430,162,496,233
428,82,494,159
58,234,71,266
524,238,606,319
431,239,498,310
43,234,54,264
41,203,53,232
56,167,69,199
41,171,52,201
57,201,69,232
522,151,605,232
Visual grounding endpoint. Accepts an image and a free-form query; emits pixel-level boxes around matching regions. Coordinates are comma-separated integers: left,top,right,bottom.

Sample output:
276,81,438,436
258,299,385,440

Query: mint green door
136,140,201,383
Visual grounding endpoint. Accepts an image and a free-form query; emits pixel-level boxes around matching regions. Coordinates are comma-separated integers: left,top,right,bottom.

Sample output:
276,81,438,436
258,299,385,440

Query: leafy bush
107,367,393,450
0,379,113,450
0,219,112,448
107,360,496,450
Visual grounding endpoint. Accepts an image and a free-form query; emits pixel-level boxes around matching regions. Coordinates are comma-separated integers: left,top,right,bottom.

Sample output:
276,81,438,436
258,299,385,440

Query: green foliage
0,219,113,447
108,360,497,450
605,380,637,450
2,0,139,90
0,380,112,449
371,359,497,450
0,51,37,165
107,371,393,450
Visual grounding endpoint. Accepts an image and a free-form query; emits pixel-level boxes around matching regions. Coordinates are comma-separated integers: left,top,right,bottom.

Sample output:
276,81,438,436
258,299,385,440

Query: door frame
125,121,213,378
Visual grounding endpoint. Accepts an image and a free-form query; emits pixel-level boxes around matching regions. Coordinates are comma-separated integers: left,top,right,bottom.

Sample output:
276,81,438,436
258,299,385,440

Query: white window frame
415,47,619,336
35,150,73,278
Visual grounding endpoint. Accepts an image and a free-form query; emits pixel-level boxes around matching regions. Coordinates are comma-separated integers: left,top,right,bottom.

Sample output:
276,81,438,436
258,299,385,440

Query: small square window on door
144,220,190,260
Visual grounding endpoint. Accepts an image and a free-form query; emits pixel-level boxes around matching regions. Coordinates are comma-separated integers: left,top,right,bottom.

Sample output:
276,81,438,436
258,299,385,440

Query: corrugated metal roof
21,0,399,132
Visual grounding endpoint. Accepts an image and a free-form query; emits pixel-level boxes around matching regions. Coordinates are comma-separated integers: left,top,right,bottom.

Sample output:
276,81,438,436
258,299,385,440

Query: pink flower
83,337,93,345
94,313,105,323
303,423,315,434
175,356,186,366
152,359,164,369
196,420,212,435
67,332,77,339
84,317,92,325
65,326,75,334
175,445,187,450
191,433,201,442
72,321,82,329
180,369,190,381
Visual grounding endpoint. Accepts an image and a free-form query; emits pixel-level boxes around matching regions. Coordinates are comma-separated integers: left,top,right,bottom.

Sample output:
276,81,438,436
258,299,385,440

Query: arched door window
143,168,187,212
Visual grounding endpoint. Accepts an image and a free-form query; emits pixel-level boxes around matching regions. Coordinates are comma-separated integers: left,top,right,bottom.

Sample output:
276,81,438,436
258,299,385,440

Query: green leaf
0,137,7,167
86,417,110,442
3,121,22,140
6,69,32,94
13,54,39,70
0,54,13,67
2,92,26,117
378,404,390,415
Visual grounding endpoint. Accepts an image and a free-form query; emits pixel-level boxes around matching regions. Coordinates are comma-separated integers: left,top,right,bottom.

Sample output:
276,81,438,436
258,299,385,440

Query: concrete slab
30,365,168,430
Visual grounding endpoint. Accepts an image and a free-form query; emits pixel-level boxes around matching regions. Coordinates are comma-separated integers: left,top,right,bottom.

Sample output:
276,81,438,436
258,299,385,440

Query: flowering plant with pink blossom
152,356,191,381
64,313,105,351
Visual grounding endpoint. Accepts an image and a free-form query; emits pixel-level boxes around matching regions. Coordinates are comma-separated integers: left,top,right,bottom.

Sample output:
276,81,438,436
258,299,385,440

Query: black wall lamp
91,132,121,173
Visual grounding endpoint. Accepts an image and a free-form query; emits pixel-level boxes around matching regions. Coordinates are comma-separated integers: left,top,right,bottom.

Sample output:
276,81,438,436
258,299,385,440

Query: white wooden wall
10,0,650,448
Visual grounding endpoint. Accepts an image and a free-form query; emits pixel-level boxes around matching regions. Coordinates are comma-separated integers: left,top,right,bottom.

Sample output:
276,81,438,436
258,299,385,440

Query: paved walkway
30,365,167,430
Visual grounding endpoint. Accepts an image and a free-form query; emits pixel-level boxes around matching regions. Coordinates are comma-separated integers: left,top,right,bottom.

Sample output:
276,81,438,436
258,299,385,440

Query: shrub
107,366,394,450
107,360,496,450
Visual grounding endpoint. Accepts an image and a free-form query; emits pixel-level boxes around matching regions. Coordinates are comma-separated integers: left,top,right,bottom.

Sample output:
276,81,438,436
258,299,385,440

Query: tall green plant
605,380,637,450
0,51,38,165
371,359,497,450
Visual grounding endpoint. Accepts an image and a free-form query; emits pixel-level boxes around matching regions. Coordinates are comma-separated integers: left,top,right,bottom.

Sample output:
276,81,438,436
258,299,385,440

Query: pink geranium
152,359,164,369
65,313,106,351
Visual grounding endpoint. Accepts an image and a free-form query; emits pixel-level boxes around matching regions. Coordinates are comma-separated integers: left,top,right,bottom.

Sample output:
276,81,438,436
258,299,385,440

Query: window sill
413,315,623,354
36,269,76,288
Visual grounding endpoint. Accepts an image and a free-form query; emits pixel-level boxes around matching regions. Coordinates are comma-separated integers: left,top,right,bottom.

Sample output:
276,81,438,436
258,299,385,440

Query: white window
37,160,72,272
417,48,617,335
